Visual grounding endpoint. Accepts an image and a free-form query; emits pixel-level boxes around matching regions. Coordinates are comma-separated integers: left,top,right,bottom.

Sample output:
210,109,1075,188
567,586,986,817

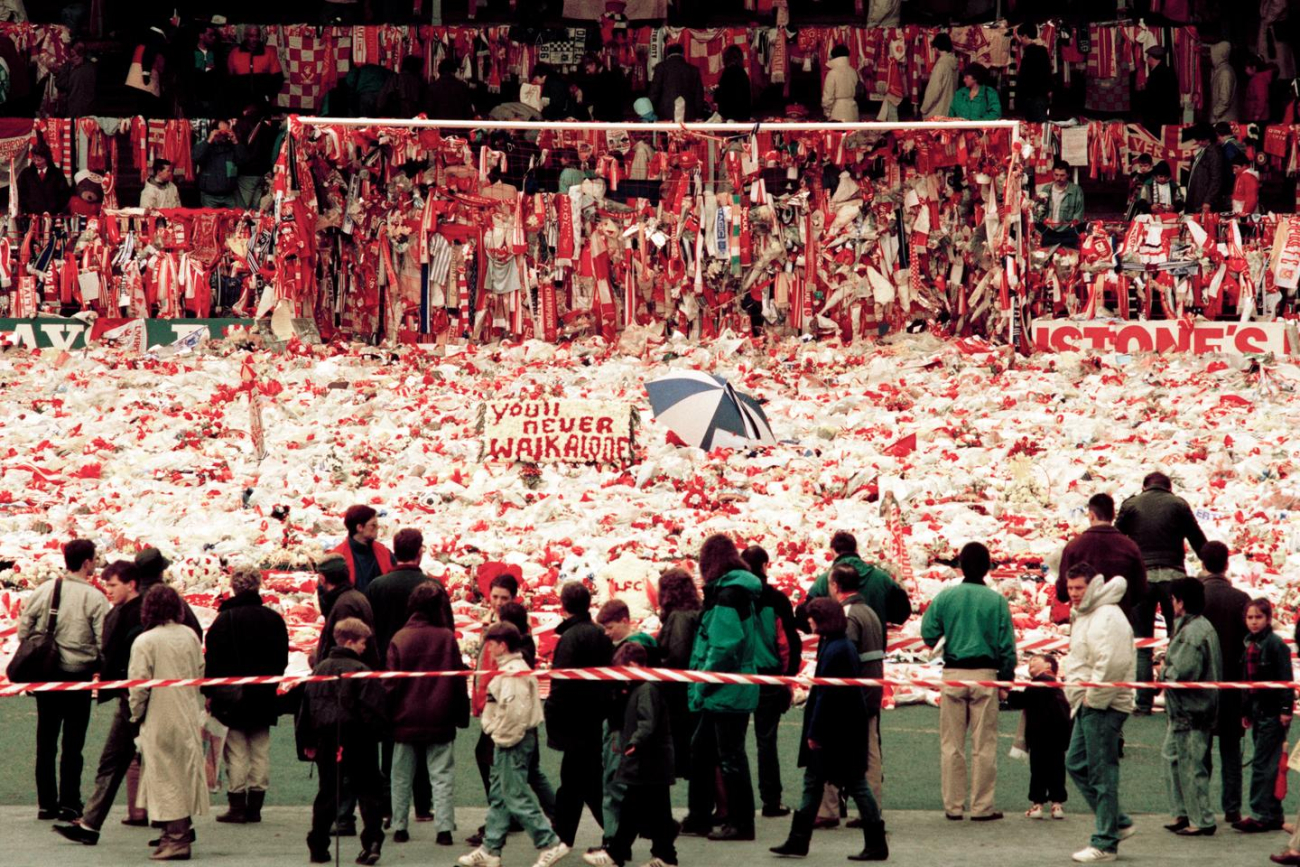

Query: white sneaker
1072,847,1117,863
582,850,616,867
533,842,571,867
1118,825,1136,840
1025,804,1044,819
459,847,502,867
1051,803,1066,820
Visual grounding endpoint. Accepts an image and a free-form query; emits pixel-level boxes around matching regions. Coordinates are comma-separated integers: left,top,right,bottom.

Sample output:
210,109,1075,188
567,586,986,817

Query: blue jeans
1164,725,1215,829
391,740,455,832
484,731,558,855
1248,716,1289,824
1066,707,1132,853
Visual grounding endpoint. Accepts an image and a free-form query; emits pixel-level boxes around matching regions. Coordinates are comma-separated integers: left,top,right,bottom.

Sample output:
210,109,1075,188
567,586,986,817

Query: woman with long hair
128,584,207,860
657,567,702,781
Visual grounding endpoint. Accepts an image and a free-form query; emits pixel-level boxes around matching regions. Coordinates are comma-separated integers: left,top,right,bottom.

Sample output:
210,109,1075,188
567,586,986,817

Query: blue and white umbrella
644,371,776,450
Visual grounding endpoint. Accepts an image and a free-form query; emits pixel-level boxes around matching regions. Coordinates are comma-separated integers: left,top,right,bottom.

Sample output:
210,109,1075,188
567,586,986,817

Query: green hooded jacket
1160,613,1221,730
808,554,912,632
689,569,762,714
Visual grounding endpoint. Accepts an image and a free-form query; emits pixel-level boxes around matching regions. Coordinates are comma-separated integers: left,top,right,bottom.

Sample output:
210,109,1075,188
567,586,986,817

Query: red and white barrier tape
1,666,1295,697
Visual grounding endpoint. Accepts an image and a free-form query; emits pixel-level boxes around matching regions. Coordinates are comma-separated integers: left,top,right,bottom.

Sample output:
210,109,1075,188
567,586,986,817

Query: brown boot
150,821,192,861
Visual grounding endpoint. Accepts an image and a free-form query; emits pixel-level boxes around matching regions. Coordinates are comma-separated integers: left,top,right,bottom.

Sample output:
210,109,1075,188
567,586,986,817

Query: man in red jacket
1055,494,1147,627
331,505,394,594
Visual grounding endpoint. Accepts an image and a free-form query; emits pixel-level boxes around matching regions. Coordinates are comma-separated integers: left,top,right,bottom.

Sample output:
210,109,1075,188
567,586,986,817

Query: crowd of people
11,482,1300,865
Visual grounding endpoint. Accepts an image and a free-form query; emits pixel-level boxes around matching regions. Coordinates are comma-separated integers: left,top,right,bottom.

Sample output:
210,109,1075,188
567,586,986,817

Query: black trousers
754,685,788,810
553,740,605,846
686,711,755,833
476,730,495,797
81,697,137,831
608,784,678,866
35,669,95,813
1028,745,1068,805
381,739,430,815
311,737,385,851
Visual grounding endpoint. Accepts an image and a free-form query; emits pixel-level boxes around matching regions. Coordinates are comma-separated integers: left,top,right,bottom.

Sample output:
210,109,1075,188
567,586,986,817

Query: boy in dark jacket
1007,654,1071,820
297,618,388,865
587,642,678,867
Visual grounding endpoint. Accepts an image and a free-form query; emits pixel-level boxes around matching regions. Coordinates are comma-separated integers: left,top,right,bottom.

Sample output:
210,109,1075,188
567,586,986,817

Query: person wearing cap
133,547,204,637
329,505,394,595
18,144,70,215
314,554,376,668
920,34,958,119
1184,123,1228,213
1137,46,1181,135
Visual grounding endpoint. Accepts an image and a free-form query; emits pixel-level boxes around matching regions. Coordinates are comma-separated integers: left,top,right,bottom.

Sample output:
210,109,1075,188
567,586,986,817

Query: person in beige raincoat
129,584,208,861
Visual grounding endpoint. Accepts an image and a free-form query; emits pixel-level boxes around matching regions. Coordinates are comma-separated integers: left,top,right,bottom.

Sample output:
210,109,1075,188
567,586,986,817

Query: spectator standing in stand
741,545,801,818
182,24,222,117
921,541,1016,822
234,104,280,210
380,55,427,117
18,143,70,215
139,159,181,210
193,121,246,209
714,45,752,121
125,24,168,117
19,539,108,822
1243,55,1276,122
649,44,705,123
202,565,289,825
426,58,476,120
1137,46,1182,135
1183,123,1227,213
1210,41,1239,124
1116,471,1208,715
1016,23,1053,122
950,63,1002,120
920,34,958,119
54,41,96,119
1196,541,1249,826
821,44,860,122
575,53,627,122
1141,161,1184,215
53,562,145,846
226,25,283,112
1230,153,1261,215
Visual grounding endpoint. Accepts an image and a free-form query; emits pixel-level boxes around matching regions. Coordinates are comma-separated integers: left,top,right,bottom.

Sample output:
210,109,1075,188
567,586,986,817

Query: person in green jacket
921,542,1017,821
805,531,912,639
950,63,1002,121
1160,578,1221,836
681,535,762,842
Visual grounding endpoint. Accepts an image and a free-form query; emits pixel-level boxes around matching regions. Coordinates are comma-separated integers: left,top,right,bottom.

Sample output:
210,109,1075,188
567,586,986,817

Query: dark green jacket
617,681,675,786
1160,614,1220,730
689,569,762,714
920,580,1017,680
1242,627,1293,720
808,554,912,635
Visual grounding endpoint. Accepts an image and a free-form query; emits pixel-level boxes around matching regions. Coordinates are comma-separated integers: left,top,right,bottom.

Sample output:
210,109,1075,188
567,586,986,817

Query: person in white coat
129,584,208,862
1209,41,1238,124
921,34,959,119
1061,565,1137,864
821,44,860,123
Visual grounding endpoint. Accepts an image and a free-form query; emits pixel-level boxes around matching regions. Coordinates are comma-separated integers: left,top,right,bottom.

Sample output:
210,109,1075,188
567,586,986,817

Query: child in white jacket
460,623,569,867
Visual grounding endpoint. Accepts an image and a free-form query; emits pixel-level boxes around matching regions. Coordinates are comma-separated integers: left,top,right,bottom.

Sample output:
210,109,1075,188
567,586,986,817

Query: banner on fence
1031,319,1297,356
0,318,254,351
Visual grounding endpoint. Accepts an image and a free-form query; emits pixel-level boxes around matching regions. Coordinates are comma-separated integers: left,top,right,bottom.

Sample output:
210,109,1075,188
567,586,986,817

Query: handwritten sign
1273,215,1300,291
481,399,635,464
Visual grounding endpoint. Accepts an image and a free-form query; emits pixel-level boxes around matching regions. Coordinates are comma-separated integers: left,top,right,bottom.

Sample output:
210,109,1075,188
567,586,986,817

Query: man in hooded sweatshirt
805,531,911,639
1210,41,1239,124
921,542,1017,823
1061,563,1137,864
1160,577,1222,837
821,44,860,122
681,534,763,842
